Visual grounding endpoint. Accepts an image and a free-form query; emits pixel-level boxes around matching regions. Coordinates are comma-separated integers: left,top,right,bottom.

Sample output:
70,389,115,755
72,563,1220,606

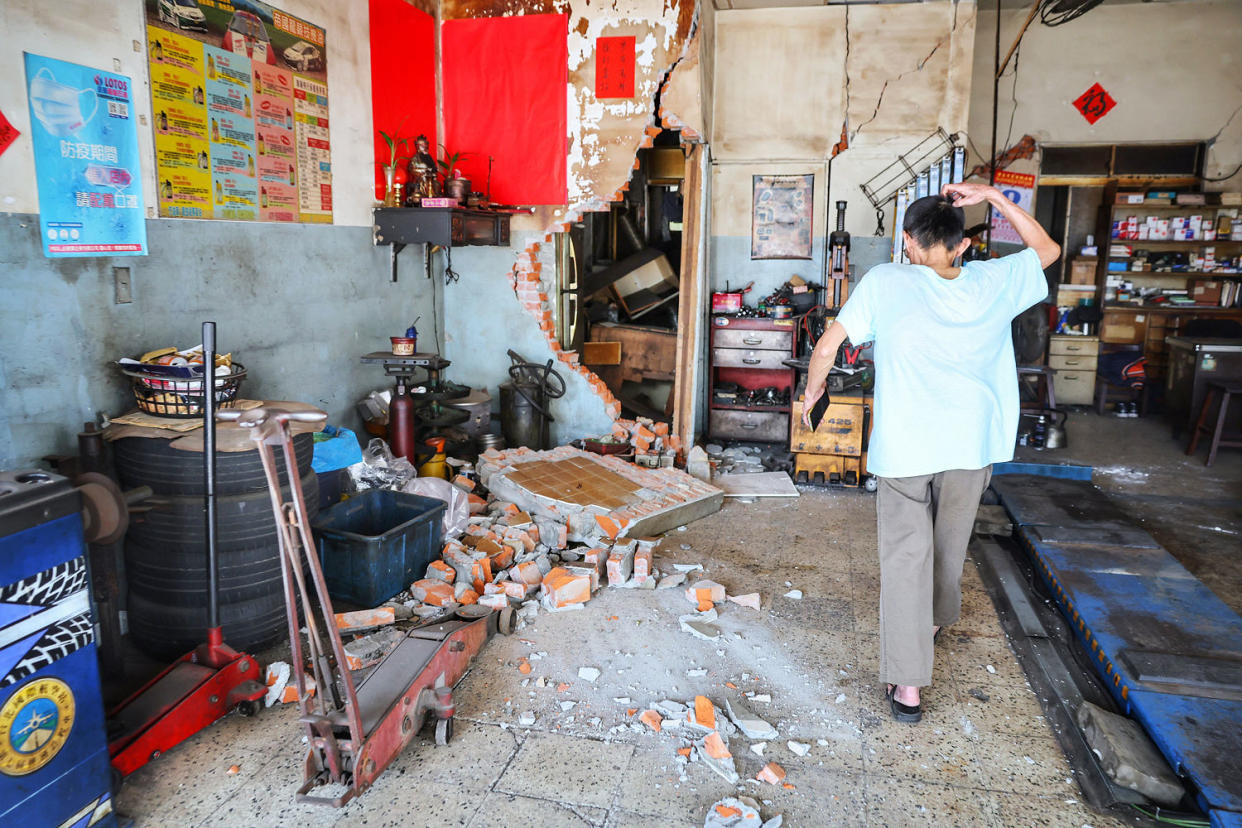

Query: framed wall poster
752,174,813,260
145,0,331,222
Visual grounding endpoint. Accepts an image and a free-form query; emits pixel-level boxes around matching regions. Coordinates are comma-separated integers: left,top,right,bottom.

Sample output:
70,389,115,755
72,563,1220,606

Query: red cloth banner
596,36,635,99
442,14,568,206
369,0,436,193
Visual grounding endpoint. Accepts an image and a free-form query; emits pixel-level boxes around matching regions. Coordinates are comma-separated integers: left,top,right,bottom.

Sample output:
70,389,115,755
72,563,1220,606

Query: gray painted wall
710,234,896,300
0,213,440,469
441,245,613,447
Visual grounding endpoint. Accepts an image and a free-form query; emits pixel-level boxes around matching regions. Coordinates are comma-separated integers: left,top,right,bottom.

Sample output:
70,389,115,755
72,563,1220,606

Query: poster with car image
23,53,147,256
145,0,331,223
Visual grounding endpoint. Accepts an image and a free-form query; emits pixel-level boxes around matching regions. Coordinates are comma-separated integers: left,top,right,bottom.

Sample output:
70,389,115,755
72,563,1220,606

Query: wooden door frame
673,143,708,446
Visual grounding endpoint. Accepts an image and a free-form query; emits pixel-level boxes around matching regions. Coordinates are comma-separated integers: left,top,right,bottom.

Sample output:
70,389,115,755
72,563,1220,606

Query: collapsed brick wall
443,0,703,427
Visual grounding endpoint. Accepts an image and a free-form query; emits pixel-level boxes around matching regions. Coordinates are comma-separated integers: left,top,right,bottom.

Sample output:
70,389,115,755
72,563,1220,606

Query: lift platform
992,474,1242,826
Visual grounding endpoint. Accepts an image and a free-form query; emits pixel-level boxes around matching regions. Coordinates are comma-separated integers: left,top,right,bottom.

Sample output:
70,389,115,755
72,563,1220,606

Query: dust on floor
115,490,1129,828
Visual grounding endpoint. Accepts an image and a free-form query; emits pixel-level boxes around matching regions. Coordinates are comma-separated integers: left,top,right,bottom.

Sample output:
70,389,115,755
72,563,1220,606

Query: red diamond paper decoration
0,106,19,159
1072,83,1116,125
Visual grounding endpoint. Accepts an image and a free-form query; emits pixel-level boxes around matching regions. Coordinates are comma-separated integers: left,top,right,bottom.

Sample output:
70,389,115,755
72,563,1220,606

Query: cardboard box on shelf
1069,259,1097,285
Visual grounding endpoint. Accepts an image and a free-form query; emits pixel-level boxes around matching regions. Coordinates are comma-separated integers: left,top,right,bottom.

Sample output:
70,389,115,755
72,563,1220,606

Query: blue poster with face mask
24,53,147,257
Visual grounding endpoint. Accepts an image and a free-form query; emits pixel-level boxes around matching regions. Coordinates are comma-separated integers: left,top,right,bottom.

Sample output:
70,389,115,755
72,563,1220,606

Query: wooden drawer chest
708,316,798,443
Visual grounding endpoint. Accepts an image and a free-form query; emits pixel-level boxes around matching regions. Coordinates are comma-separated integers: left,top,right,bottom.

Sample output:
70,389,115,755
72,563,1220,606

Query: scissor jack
223,406,515,807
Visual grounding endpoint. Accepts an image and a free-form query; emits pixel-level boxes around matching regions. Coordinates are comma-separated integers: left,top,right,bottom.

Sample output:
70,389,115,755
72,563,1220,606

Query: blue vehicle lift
991,472,1242,826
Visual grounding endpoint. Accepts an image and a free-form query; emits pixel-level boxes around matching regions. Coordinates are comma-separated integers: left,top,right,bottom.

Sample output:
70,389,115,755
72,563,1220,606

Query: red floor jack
107,322,267,779
225,406,515,807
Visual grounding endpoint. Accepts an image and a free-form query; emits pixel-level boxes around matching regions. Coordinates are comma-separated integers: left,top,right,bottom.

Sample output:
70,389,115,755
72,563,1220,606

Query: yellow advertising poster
149,25,212,218
144,0,330,223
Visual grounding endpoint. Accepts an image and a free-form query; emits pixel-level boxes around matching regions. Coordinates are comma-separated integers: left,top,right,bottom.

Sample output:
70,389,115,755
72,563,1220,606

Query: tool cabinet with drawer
708,316,797,443
1049,334,1099,405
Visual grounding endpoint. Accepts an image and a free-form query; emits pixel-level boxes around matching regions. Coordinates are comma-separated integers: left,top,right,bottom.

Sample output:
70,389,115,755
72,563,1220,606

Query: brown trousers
876,467,993,687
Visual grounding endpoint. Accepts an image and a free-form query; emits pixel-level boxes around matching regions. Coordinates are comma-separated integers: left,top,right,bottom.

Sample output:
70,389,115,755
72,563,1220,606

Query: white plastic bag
401,476,469,540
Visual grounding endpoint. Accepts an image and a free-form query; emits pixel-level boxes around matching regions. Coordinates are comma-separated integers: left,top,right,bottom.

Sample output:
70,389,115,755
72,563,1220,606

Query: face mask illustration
29,67,97,137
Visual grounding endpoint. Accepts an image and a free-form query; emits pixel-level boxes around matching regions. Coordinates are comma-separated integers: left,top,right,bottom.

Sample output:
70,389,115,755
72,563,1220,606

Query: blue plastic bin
311,489,446,606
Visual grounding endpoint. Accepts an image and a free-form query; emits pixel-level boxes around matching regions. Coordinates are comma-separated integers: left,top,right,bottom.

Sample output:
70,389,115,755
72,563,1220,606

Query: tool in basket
221,405,516,807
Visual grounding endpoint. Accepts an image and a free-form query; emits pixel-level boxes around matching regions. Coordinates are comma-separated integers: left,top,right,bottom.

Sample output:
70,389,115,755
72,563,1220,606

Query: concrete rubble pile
598,417,683,468
332,445,724,668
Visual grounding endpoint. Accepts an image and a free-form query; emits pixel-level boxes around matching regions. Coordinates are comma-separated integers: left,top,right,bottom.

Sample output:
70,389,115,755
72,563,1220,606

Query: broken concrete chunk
680,614,721,641
702,796,771,828
725,698,779,741
343,627,404,671
786,740,810,757
518,712,536,727
657,572,687,590
750,742,766,757
578,666,601,683
727,593,761,611
673,563,704,573
653,699,687,718
1076,701,1184,806
783,589,803,600
333,606,396,633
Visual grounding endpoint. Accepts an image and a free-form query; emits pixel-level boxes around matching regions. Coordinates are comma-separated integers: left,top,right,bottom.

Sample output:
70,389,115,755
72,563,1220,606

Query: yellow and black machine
790,386,875,490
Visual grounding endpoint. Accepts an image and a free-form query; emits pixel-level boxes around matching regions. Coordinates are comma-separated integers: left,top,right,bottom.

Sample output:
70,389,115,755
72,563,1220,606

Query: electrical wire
1129,804,1209,828
1203,162,1242,183
1039,0,1104,27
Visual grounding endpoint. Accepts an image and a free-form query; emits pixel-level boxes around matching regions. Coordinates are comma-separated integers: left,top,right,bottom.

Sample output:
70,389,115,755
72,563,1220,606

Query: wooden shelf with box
1089,181,1242,382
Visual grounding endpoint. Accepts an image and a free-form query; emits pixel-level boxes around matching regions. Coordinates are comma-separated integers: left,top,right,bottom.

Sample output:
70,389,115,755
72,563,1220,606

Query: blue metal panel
1212,810,1242,828
995,475,1242,820
992,461,1094,480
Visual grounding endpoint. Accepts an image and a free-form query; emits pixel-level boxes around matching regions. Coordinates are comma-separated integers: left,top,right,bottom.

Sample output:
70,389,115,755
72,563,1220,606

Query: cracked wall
709,1,977,300
439,0,703,442
969,0,1242,187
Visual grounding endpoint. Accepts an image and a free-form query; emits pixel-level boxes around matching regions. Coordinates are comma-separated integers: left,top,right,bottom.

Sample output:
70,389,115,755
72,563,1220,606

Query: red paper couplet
0,107,19,159
596,36,636,99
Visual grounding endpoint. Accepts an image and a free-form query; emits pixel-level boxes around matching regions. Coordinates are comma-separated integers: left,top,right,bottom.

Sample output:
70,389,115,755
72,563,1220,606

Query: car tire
112,431,314,496
125,538,285,606
127,589,287,660
126,470,318,550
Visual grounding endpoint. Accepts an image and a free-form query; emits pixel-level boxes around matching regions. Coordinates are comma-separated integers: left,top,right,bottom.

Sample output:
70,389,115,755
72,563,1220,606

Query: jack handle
218,407,327,444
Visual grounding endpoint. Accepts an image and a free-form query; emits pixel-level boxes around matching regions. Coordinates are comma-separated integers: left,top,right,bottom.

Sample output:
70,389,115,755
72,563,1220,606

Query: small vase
383,165,399,207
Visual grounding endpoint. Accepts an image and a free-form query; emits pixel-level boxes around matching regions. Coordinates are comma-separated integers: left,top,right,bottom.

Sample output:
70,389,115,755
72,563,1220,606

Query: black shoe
885,685,922,723
933,626,945,645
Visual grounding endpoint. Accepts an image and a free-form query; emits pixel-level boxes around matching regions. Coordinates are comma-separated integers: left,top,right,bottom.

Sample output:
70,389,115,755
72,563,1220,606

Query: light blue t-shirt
835,247,1048,479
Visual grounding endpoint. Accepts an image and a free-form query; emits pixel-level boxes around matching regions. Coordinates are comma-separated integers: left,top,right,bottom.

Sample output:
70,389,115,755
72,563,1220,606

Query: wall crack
851,36,947,142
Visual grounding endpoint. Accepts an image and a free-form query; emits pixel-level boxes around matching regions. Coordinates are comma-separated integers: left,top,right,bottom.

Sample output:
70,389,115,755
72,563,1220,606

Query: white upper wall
969,0,1242,185
0,0,376,224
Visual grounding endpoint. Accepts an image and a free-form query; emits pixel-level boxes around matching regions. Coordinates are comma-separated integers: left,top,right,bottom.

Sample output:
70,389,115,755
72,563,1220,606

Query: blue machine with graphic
0,470,116,828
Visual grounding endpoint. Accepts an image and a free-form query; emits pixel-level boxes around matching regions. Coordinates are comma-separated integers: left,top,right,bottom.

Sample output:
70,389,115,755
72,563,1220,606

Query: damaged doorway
553,130,704,436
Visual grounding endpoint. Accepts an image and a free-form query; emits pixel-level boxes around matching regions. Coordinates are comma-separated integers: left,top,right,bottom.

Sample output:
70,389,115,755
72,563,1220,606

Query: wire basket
121,362,247,419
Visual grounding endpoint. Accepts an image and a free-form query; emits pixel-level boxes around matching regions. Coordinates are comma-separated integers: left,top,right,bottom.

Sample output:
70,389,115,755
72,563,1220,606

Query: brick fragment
639,709,663,732
607,547,634,586
756,762,786,785
694,695,716,730
426,560,456,584
478,593,509,610
512,560,543,585
411,579,455,606
542,567,591,608
333,606,395,632
703,731,731,760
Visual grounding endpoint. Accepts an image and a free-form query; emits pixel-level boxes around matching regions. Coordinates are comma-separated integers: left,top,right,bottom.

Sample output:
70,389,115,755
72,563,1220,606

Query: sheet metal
995,474,1242,818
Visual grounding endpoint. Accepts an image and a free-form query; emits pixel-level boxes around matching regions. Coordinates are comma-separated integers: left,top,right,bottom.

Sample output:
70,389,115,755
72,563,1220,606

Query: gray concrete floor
113,409,1239,827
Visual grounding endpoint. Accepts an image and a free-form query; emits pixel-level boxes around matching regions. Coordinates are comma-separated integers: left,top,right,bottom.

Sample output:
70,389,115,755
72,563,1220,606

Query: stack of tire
114,433,318,659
